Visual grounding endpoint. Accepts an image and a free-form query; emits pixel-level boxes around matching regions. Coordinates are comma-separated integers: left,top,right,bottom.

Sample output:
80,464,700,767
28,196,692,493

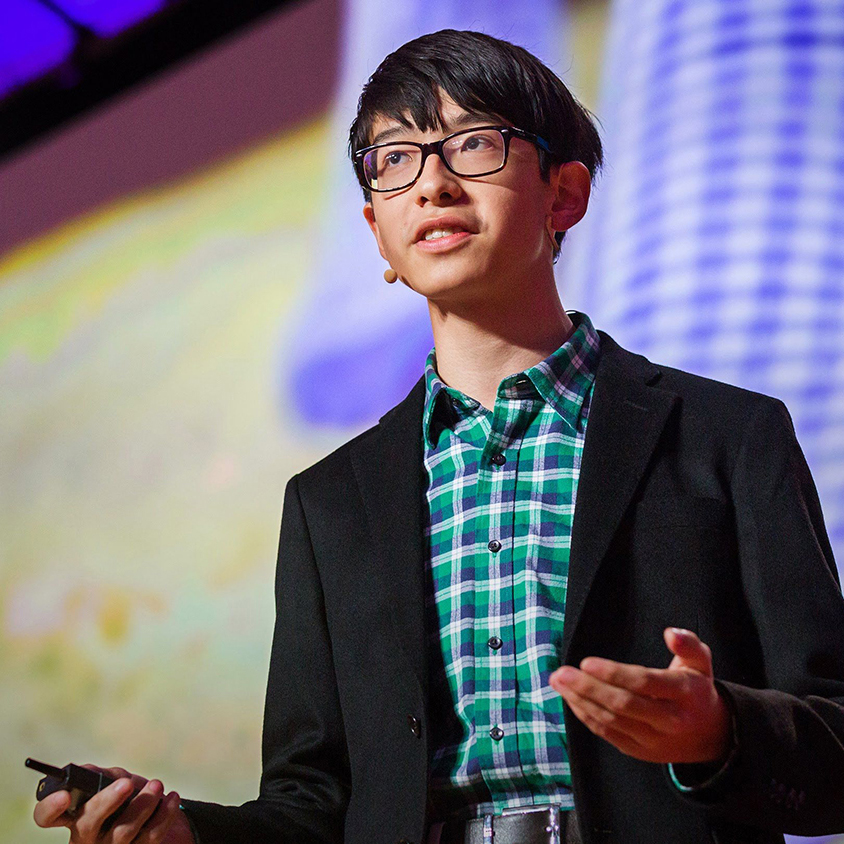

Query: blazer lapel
350,378,428,694
347,337,677,680
561,334,678,664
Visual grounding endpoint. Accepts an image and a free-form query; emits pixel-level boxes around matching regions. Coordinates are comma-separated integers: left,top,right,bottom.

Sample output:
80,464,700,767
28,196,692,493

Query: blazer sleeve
180,474,350,844
668,397,844,836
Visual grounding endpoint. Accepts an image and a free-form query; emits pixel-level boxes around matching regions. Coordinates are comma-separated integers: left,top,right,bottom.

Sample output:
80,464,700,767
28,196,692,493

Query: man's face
362,95,571,307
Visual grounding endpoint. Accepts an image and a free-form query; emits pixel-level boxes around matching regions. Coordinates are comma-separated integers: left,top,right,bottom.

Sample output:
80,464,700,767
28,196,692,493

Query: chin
413,273,487,305
409,258,486,294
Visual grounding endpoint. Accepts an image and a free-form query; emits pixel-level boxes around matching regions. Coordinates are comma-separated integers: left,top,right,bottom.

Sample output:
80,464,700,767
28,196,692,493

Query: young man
34,29,844,844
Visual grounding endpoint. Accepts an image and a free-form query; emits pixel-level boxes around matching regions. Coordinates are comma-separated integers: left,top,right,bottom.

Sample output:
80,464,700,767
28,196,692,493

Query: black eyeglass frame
353,124,558,193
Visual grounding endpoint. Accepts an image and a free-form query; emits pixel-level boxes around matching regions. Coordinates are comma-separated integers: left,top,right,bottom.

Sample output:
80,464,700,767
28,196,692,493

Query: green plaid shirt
422,312,601,821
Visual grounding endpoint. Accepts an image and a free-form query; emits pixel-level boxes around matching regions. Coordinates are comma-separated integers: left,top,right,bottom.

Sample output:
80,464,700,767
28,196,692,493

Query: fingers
33,765,136,831
33,788,72,828
106,782,181,844
574,657,690,701
95,765,133,779
559,680,654,755
551,665,680,730
553,666,687,763
98,766,150,794
143,791,182,844
664,627,714,675
72,776,136,840
33,763,179,844
561,676,661,737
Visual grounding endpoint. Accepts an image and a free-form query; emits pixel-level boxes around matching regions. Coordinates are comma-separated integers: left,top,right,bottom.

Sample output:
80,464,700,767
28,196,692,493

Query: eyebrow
369,111,502,146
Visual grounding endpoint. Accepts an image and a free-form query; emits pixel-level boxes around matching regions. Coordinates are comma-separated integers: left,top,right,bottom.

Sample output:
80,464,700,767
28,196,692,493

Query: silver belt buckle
499,804,563,844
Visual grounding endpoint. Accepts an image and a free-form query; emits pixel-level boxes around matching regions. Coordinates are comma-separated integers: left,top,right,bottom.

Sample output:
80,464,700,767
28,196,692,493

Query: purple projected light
50,0,166,37
0,0,75,97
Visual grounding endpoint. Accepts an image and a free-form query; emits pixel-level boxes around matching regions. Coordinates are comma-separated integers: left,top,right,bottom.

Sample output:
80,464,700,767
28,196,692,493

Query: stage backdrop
1,2,840,843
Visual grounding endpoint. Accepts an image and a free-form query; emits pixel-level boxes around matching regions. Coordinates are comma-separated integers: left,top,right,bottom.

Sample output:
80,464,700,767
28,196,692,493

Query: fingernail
555,666,576,682
115,779,133,794
670,627,691,637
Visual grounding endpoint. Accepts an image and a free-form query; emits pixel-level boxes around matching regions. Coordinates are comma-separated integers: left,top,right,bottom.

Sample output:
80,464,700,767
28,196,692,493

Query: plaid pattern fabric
422,312,601,820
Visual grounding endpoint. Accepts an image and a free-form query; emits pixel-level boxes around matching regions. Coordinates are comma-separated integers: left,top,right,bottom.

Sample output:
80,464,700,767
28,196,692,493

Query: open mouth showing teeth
424,227,464,241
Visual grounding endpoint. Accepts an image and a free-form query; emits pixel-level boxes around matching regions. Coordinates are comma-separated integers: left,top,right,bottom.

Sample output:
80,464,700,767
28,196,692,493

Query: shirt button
491,453,506,466
488,540,502,553
487,636,503,651
490,727,504,741
407,715,421,738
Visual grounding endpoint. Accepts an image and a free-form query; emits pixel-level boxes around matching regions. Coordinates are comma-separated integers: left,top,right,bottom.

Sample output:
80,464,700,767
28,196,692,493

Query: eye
460,132,495,152
383,150,411,168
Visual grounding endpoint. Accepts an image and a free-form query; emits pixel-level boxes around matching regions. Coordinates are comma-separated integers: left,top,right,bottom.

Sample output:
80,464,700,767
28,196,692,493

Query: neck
428,269,574,410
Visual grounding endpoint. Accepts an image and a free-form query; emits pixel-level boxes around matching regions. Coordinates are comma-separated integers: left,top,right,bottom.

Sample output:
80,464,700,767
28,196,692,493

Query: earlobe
549,161,591,233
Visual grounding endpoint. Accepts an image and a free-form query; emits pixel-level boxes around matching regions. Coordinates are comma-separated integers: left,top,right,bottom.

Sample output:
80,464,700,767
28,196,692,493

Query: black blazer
182,334,844,844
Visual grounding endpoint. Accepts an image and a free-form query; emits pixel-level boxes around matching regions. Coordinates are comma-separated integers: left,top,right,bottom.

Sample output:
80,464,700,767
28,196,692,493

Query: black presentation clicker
25,758,120,815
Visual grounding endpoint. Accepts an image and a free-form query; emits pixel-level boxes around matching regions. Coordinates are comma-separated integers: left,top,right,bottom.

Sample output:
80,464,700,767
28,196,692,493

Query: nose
415,150,462,205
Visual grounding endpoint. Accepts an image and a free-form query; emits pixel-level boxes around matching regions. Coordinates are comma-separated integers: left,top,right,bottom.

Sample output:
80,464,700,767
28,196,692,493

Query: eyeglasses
354,124,556,193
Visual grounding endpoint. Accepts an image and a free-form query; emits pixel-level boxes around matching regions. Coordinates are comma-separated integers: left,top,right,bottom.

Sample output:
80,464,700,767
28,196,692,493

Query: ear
363,203,388,261
548,161,592,234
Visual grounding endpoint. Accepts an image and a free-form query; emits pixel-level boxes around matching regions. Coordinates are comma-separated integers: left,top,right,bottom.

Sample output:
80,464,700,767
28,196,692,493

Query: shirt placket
510,404,547,795
477,396,529,810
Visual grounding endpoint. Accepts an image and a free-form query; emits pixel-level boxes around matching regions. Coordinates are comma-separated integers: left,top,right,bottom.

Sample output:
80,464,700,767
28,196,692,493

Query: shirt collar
422,311,601,446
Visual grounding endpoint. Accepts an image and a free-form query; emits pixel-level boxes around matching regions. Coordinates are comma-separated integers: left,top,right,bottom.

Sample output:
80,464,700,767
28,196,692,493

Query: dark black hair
348,29,604,246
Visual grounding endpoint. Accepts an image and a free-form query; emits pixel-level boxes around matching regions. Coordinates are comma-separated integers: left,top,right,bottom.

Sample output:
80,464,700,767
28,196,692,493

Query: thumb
664,627,713,676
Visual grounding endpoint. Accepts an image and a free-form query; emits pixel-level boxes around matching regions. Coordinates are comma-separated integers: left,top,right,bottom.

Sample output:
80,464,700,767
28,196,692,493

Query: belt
437,805,581,844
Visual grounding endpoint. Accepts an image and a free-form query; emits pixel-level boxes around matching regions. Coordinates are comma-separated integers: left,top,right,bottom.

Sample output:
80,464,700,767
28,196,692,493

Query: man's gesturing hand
549,627,733,764
33,765,194,844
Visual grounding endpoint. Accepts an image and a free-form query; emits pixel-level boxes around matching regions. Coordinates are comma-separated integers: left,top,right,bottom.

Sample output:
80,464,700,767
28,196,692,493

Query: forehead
368,96,502,146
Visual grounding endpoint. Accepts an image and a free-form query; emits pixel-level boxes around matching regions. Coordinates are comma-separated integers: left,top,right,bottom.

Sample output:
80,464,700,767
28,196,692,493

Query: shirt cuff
668,760,725,792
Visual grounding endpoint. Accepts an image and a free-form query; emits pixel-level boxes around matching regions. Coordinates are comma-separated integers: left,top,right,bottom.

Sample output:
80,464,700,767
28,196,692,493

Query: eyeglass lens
363,128,506,191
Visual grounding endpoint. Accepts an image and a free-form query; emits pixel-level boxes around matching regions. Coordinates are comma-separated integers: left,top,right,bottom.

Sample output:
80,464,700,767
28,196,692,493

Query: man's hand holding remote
33,764,195,844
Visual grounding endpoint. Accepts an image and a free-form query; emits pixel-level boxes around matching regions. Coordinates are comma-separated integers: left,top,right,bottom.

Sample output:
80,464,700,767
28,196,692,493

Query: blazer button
407,715,421,738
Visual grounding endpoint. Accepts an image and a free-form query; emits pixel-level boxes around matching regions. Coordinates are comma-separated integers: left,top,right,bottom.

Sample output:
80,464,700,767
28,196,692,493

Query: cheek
375,227,406,266
492,193,547,248
369,200,403,252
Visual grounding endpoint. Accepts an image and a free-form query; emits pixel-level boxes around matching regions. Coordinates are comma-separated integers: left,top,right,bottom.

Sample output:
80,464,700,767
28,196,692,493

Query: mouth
420,225,465,241
414,219,476,253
